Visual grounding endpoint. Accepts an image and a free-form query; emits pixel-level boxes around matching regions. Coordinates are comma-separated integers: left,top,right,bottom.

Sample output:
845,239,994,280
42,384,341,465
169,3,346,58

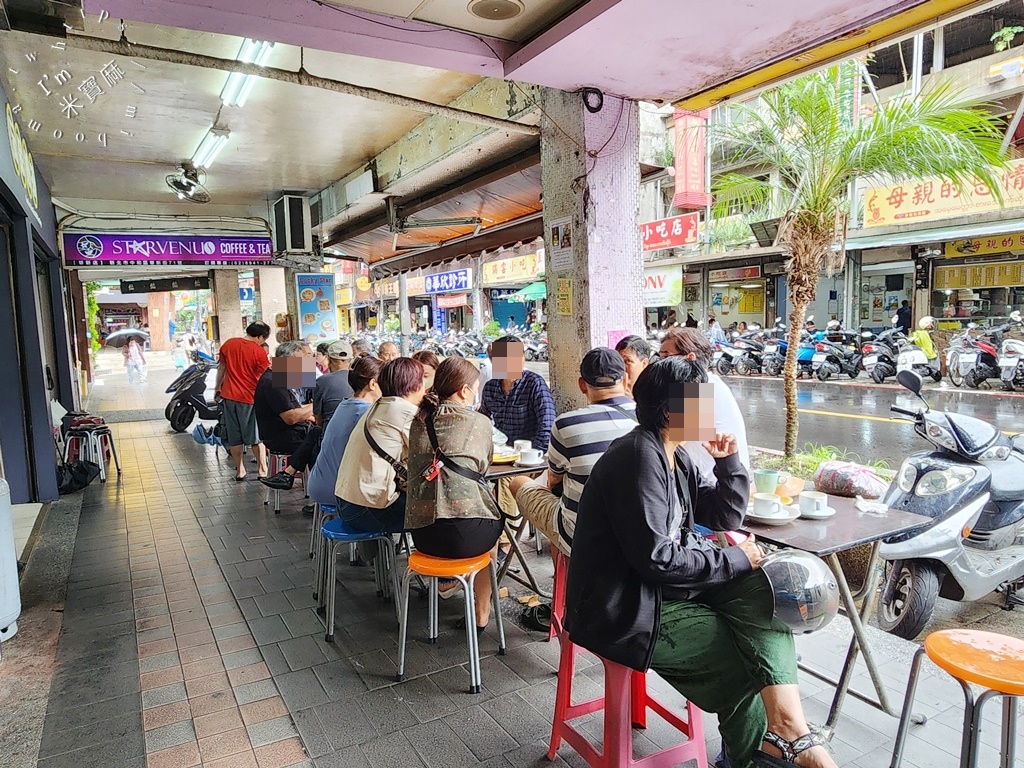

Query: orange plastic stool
891,629,1024,768
395,551,506,693
547,630,708,768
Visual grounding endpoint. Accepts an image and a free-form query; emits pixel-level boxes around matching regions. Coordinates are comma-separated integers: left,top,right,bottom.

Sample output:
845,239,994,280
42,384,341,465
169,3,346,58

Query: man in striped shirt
510,348,637,555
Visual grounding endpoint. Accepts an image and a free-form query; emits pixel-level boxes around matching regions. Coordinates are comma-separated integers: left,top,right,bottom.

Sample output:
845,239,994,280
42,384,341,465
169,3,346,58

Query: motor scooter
862,326,903,383
165,350,219,433
877,369,1024,640
996,311,1024,391
896,322,942,383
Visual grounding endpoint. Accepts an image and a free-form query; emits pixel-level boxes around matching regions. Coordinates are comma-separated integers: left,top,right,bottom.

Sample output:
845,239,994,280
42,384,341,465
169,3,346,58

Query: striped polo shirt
548,396,638,548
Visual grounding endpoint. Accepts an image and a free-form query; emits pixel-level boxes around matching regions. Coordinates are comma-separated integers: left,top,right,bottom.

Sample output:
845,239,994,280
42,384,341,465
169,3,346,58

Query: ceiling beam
85,0,514,77
324,146,540,247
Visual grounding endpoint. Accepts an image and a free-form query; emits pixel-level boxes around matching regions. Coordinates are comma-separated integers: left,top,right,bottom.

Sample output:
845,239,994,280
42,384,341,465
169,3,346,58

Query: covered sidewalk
3,415,1016,768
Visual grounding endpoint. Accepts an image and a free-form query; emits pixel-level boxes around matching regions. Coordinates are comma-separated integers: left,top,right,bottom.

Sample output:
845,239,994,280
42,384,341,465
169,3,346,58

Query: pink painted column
540,89,643,413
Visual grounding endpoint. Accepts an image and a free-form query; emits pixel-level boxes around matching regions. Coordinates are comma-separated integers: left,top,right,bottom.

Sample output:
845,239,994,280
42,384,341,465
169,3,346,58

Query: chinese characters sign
640,213,699,252
296,273,338,344
863,159,1024,228
120,277,210,294
482,253,542,285
437,293,468,309
424,268,472,294
944,231,1024,259
708,266,761,282
672,110,712,210
934,263,1023,291
555,278,573,316
62,233,274,267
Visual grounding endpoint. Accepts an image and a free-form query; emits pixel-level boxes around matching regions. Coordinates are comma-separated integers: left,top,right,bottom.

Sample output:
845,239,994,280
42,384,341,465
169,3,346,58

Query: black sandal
521,603,551,632
754,731,827,767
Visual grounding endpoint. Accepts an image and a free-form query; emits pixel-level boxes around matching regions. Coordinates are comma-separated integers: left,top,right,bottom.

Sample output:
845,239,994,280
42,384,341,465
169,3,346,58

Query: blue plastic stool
320,518,401,642
311,503,340,606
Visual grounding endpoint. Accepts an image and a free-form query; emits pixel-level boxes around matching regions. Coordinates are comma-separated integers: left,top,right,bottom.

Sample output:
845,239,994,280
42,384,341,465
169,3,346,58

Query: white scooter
896,316,942,383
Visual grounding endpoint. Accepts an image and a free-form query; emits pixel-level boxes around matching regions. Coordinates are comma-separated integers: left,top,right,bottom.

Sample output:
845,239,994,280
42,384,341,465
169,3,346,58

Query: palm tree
712,65,1007,457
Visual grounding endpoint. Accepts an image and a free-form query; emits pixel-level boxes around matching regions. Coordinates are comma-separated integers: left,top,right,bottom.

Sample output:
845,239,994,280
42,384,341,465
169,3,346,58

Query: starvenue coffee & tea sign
62,232,275,267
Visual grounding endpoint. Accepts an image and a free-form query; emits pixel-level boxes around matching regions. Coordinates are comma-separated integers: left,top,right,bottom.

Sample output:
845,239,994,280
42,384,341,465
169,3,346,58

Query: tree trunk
784,298,810,457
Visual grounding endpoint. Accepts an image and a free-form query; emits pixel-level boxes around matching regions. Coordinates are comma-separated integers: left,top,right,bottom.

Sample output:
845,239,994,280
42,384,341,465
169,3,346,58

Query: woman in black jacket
566,358,835,768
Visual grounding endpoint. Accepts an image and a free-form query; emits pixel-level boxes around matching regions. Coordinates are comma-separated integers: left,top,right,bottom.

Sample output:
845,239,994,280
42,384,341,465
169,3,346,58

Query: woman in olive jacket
566,358,836,768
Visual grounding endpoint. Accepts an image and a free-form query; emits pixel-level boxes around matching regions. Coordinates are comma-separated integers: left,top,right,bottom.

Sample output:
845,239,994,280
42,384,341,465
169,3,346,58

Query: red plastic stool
547,632,708,767
549,551,569,641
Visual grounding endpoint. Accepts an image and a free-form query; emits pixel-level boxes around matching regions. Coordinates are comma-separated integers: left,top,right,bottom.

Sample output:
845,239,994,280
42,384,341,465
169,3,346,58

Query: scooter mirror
1011,310,1022,322
861,331,872,338
891,315,899,325
897,369,924,397
807,315,814,322
775,317,782,324
967,323,978,329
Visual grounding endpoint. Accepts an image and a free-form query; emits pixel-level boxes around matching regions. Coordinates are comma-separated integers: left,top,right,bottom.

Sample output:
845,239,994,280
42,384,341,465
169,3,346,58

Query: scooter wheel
877,561,940,641
870,367,886,384
765,360,782,377
715,359,733,377
169,402,196,433
964,370,981,389
525,349,536,362
165,400,176,421
931,369,943,383
735,358,751,376
816,365,832,382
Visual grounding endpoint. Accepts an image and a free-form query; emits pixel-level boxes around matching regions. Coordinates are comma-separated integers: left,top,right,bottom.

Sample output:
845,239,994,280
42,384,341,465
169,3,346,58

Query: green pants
650,571,798,768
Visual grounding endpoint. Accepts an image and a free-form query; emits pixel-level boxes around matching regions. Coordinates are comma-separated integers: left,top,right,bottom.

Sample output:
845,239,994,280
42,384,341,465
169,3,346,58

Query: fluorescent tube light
221,39,273,107
192,128,230,169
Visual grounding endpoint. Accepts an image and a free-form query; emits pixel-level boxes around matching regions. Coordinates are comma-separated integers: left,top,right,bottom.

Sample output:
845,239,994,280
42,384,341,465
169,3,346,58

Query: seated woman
335,358,425,533
406,357,504,632
566,357,837,768
411,350,440,391
307,356,383,507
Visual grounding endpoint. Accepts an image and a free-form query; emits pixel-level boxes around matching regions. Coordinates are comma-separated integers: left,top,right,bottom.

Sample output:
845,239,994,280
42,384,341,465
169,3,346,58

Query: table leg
497,517,552,599
822,544,901,736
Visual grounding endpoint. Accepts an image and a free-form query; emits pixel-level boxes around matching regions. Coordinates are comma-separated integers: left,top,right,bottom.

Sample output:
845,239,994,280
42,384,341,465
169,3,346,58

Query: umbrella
508,282,547,302
104,328,149,348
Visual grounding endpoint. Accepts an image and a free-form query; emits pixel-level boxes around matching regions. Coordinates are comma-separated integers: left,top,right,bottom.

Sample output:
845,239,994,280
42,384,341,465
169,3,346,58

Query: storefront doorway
708,266,766,329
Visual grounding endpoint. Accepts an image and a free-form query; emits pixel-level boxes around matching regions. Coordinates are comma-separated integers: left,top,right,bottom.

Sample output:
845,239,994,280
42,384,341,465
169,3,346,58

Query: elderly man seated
254,340,316,478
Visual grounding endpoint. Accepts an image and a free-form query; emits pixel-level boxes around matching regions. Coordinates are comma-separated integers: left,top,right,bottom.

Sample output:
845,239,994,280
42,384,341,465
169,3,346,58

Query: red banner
639,213,699,252
673,109,712,211
437,293,467,309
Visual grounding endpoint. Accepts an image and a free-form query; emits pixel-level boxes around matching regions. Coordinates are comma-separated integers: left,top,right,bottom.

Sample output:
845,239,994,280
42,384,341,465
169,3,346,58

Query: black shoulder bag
424,414,490,489
362,405,407,494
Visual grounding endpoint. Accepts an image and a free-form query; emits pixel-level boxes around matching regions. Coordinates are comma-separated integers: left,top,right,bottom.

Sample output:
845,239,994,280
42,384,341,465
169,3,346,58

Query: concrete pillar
471,255,484,331
211,270,242,348
398,272,412,355
256,267,288,353
540,89,643,413
147,291,174,351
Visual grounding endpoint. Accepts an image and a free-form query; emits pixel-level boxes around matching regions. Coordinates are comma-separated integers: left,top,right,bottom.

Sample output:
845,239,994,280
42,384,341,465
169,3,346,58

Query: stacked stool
64,423,121,482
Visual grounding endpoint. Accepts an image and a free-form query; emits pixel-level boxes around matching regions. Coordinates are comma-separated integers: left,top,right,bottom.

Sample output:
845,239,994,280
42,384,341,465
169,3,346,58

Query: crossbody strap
607,403,638,422
425,413,489,487
363,405,407,482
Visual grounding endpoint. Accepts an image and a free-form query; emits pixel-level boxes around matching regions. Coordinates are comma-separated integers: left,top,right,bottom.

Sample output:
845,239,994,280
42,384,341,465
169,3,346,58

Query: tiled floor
25,418,1024,768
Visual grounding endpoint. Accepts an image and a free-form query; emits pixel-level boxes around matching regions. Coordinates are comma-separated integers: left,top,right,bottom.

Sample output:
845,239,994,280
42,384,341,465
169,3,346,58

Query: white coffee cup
799,491,829,515
752,493,784,517
513,440,532,453
519,448,543,465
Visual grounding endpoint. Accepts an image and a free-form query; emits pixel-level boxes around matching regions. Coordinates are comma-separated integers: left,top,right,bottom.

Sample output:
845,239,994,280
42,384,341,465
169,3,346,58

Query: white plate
746,506,800,526
799,506,837,520
513,460,547,468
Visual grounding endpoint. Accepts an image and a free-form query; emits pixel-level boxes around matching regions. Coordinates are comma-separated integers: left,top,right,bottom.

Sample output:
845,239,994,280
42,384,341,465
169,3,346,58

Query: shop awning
846,217,1024,251
508,282,546,302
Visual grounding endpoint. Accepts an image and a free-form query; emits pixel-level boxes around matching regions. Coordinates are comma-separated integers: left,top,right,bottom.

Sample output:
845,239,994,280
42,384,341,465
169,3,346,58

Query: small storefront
489,287,527,328
423,266,473,332
708,265,767,329
932,235,1024,326
854,247,914,329
643,263,700,328
481,240,545,329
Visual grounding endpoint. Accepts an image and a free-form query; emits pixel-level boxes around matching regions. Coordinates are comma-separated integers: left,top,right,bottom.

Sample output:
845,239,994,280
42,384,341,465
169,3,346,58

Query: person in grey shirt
313,340,354,428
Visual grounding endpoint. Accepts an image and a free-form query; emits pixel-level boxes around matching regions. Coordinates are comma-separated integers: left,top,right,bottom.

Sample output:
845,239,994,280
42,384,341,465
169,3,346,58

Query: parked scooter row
944,312,1024,391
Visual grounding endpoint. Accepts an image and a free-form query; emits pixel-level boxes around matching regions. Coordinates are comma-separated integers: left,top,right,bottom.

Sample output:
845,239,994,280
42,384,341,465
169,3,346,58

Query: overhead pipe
65,33,540,136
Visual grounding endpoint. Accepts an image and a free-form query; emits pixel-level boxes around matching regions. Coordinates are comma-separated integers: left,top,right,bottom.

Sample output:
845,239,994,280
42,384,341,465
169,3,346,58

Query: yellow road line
797,408,895,424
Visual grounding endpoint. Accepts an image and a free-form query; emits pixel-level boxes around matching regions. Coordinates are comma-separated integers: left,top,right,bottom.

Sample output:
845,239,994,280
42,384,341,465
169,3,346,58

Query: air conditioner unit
272,195,312,255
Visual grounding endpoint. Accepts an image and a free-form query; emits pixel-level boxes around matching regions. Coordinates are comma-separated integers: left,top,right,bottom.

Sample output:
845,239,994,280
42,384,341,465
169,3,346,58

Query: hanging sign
437,293,468,309
945,232,1024,258
643,265,683,307
640,213,699,252
295,273,339,344
548,217,574,272
483,253,542,285
708,265,761,282
120,276,210,294
63,233,274,267
672,110,712,210
425,268,472,294
556,278,573,316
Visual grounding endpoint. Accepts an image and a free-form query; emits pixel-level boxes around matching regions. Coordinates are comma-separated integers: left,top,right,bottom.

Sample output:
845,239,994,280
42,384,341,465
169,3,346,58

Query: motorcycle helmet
760,550,840,634
918,316,935,330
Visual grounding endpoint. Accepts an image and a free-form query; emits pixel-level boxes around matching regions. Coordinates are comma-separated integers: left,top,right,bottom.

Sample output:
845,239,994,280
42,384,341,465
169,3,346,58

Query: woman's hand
737,535,763,569
703,432,738,459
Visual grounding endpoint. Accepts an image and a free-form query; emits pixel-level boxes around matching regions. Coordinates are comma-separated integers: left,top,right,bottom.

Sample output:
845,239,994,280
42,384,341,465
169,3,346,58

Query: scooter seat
988,453,1024,502
1012,434,1024,454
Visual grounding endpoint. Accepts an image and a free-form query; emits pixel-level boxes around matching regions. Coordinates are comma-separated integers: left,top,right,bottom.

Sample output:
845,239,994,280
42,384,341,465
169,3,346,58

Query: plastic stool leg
325,541,339,643
631,670,649,729
1000,696,1017,768
427,577,438,644
395,569,413,682
309,503,320,559
463,571,481,694
106,432,121,473
387,539,402,625
489,559,506,656
603,661,634,764
349,542,358,565
93,434,106,483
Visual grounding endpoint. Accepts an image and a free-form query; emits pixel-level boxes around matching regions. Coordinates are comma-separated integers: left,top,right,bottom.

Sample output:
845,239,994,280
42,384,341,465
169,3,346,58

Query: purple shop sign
62,232,275,267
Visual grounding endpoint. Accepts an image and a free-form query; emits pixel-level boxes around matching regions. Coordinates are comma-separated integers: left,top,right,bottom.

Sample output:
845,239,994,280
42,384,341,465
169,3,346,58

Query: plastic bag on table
813,460,888,499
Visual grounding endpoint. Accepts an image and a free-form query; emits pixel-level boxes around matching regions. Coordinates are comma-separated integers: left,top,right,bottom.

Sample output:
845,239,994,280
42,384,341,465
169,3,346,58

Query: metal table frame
486,463,551,598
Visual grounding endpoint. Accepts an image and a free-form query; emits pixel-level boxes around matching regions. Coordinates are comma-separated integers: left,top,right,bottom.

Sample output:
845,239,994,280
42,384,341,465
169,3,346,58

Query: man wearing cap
313,340,355,429
508,348,638,558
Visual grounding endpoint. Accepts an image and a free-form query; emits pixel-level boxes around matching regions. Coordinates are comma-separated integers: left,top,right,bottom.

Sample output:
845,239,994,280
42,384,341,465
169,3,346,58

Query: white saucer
746,506,800,526
513,460,546,468
799,506,837,520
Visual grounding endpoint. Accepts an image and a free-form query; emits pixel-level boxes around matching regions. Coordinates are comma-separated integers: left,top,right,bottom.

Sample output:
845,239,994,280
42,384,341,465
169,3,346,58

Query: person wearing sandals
567,357,837,768
406,357,505,633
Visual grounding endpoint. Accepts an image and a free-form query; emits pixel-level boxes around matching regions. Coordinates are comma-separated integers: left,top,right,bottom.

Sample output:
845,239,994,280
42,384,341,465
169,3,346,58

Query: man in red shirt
215,322,271,481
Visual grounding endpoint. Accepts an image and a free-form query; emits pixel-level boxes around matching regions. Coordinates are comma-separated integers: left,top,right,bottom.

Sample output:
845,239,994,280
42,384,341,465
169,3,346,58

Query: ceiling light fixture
711,283,729,288
740,283,763,288
221,39,274,107
467,0,524,20
191,128,230,169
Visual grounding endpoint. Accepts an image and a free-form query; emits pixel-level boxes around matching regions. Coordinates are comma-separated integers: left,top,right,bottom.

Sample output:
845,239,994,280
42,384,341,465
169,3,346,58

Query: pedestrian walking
123,337,147,384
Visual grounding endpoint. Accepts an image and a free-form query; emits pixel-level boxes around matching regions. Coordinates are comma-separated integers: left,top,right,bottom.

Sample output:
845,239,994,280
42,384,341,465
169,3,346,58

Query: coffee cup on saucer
519,448,543,465
752,493,785,517
799,491,829,516
513,440,532,453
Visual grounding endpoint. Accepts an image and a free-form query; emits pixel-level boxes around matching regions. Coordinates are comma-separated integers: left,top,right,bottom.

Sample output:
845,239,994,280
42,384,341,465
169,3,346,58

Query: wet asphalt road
725,375,1024,467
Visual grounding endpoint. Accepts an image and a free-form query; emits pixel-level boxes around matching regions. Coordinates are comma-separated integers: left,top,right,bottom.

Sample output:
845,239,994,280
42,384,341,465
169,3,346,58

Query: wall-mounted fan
166,163,211,204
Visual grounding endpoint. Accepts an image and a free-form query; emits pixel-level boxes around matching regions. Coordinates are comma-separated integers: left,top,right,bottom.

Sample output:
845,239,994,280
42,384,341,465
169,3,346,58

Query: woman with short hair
335,358,425,532
567,357,837,768
406,357,504,631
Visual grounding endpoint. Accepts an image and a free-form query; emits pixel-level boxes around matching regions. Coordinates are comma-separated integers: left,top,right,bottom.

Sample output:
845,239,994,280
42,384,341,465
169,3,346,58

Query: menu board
934,262,1023,290
295,273,339,344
